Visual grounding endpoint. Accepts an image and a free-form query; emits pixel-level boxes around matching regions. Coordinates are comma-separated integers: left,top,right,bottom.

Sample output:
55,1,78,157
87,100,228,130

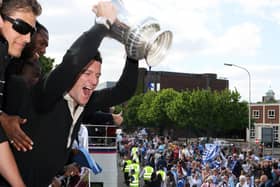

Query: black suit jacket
4,24,138,187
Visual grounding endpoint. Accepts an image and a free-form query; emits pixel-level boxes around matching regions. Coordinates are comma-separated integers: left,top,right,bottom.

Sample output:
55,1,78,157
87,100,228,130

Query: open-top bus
85,124,118,187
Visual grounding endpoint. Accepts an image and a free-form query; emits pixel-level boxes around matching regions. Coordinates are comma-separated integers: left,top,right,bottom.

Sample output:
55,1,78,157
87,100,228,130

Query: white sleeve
78,125,89,150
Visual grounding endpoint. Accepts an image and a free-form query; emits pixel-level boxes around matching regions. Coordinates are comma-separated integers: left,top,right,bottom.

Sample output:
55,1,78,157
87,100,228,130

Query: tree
187,89,218,136
123,94,144,128
149,89,180,133
39,55,55,76
212,89,247,137
122,88,248,138
137,91,157,126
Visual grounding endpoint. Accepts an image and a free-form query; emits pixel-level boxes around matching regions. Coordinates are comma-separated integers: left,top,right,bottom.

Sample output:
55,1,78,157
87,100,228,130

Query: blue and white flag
148,82,155,91
202,144,220,164
91,156,102,175
72,147,102,175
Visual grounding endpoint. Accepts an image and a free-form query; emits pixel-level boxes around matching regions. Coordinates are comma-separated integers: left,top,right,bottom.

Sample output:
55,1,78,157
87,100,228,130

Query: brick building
250,89,280,143
98,68,229,94
137,68,228,93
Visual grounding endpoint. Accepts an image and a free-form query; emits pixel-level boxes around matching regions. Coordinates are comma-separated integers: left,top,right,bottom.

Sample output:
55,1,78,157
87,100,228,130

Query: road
117,156,128,187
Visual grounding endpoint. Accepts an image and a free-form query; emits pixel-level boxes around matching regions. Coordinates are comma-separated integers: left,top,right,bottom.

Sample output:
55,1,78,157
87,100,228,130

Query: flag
72,147,102,175
148,82,155,91
202,144,220,164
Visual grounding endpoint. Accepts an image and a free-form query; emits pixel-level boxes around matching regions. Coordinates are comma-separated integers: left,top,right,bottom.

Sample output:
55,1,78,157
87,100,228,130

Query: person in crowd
230,153,243,178
148,172,161,187
261,160,273,187
166,171,177,187
129,169,139,187
189,172,202,187
50,162,81,187
156,155,167,171
259,175,268,187
201,176,216,187
156,165,166,186
254,178,260,187
140,163,154,185
228,169,237,187
201,163,211,180
271,162,280,187
130,159,140,178
123,155,133,186
236,175,249,187
0,0,41,186
218,174,229,187
2,1,139,186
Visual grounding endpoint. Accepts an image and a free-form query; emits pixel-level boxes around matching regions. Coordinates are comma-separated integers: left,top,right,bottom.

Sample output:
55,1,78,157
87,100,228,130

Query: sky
38,0,280,103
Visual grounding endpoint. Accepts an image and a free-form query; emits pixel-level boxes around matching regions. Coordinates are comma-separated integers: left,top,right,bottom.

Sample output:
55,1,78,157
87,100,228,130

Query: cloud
225,0,280,23
204,22,261,56
219,64,280,102
271,11,280,24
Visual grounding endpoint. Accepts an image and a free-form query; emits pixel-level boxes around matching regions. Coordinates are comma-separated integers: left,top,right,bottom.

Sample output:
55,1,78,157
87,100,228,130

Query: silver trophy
109,0,173,67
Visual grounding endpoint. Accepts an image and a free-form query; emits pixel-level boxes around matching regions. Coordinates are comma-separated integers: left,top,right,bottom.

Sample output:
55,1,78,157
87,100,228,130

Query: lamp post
224,63,251,148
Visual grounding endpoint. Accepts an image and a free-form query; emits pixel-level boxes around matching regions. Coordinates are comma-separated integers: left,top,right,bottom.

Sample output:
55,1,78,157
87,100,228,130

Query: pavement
117,156,127,187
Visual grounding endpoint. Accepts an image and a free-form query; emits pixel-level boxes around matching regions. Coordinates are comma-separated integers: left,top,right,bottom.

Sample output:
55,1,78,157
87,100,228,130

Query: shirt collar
63,93,84,118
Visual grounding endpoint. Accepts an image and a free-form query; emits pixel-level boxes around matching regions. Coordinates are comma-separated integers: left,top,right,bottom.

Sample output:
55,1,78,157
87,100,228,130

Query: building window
268,110,275,119
156,83,161,91
252,110,260,119
148,82,160,92
250,125,255,139
273,126,279,141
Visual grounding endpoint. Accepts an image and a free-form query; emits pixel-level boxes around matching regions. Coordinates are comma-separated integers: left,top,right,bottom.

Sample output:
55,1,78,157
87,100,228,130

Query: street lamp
224,63,252,148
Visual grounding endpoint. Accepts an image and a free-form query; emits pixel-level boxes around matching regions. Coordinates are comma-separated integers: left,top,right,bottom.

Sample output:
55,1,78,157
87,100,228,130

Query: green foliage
137,91,157,126
213,89,247,134
39,55,55,76
149,89,180,126
123,94,144,127
122,88,248,137
167,90,192,128
113,105,123,114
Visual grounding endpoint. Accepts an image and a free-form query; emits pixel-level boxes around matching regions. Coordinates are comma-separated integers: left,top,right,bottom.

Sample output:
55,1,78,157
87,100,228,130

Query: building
250,89,280,143
137,68,228,93
262,89,277,103
98,68,229,94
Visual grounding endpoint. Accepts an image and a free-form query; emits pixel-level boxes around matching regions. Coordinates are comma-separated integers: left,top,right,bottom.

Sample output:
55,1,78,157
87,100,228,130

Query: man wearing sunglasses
0,0,42,186
3,21,49,151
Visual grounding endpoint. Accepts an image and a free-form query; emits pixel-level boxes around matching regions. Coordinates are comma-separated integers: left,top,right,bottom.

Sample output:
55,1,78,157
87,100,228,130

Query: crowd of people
118,129,280,187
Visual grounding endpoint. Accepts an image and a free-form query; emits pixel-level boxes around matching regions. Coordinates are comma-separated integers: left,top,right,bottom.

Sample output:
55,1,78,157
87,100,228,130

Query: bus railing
84,124,117,149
